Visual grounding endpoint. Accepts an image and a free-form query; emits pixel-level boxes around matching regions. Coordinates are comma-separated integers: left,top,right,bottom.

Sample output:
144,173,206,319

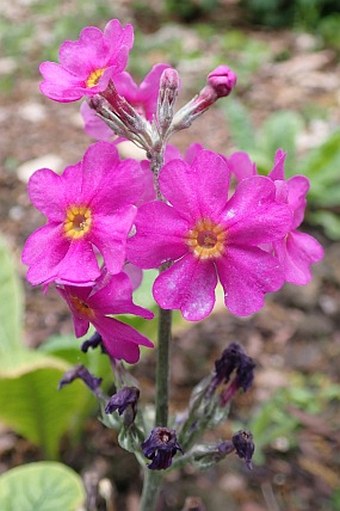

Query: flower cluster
23,17,323,366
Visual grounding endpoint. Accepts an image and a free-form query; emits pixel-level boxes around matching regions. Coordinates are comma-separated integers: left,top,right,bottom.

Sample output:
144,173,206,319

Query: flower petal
274,230,324,285
160,150,230,221
39,62,84,102
93,317,153,364
59,27,108,75
216,246,284,316
55,239,101,285
89,207,136,275
128,202,189,268
153,254,217,321
88,272,153,319
222,175,277,227
227,202,292,245
22,224,69,285
28,169,66,221
227,151,257,181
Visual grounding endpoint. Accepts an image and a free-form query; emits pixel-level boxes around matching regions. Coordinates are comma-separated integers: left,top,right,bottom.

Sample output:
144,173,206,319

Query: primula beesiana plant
22,18,324,510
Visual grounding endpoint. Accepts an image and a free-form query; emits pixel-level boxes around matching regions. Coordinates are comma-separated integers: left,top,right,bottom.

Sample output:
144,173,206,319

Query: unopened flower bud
207,65,237,98
105,386,140,426
171,64,236,131
232,430,255,470
157,68,180,136
142,427,183,470
59,365,102,395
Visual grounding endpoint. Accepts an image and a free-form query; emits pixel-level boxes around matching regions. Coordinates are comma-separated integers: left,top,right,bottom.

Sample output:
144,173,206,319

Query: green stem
155,307,172,426
140,306,172,510
140,469,163,510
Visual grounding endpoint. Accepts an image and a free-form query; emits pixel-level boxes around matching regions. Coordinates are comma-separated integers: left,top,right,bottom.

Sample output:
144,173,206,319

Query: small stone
17,154,64,182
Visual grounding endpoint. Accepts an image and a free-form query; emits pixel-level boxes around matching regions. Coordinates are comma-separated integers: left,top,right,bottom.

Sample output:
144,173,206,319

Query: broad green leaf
39,334,112,387
0,350,93,458
0,461,85,511
0,236,24,352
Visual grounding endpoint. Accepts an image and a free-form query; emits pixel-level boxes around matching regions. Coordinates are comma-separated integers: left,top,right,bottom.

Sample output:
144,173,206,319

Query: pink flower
128,150,292,320
39,19,134,102
58,272,154,363
80,64,169,140
269,150,324,285
22,141,144,287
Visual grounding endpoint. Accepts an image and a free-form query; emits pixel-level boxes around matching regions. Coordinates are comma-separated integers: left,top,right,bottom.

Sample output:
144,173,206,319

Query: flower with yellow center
64,205,92,240
86,68,106,88
186,218,226,260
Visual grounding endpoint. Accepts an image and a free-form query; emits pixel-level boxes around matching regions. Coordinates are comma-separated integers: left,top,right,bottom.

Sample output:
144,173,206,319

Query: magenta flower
269,150,324,285
22,141,145,287
58,272,154,364
128,150,292,320
39,19,134,102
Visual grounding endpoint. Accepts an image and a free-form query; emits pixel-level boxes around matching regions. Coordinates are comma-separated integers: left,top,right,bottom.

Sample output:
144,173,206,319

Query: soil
0,2,339,511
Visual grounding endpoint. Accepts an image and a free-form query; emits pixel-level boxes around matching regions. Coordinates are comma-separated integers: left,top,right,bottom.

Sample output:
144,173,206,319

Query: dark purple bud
81,331,105,353
59,365,102,394
105,386,140,426
214,342,255,392
207,65,237,98
232,430,255,470
142,427,183,470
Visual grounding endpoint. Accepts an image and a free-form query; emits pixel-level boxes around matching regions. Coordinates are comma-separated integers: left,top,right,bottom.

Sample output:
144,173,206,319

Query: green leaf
257,110,304,171
0,236,24,352
309,211,340,240
222,99,256,152
0,350,92,459
0,461,85,511
299,130,340,206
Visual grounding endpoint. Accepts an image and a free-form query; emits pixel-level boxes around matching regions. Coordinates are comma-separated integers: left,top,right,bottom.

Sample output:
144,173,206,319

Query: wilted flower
22,141,144,287
232,430,255,470
211,342,255,405
142,427,183,470
59,364,102,394
129,149,292,319
58,272,154,364
105,386,140,426
39,19,134,102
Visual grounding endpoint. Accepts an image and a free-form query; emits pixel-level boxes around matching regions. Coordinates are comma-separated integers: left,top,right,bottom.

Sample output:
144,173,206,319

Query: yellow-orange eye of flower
86,68,106,88
186,218,226,260
70,296,95,319
64,205,92,240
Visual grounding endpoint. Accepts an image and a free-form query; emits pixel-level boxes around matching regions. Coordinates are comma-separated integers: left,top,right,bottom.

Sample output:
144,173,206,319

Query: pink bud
207,65,237,98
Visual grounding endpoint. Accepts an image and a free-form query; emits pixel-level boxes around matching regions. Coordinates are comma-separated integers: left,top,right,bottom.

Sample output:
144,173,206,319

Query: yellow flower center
186,218,226,260
86,68,106,88
70,296,95,319
64,205,92,240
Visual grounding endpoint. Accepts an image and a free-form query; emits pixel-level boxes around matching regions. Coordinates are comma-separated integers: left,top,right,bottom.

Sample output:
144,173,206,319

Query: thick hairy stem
140,469,163,511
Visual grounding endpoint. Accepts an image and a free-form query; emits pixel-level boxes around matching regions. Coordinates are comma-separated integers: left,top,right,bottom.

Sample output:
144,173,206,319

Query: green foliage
223,100,340,238
0,237,94,458
250,373,340,463
0,237,24,352
0,462,86,511
165,0,219,22
241,0,340,31
0,350,92,459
